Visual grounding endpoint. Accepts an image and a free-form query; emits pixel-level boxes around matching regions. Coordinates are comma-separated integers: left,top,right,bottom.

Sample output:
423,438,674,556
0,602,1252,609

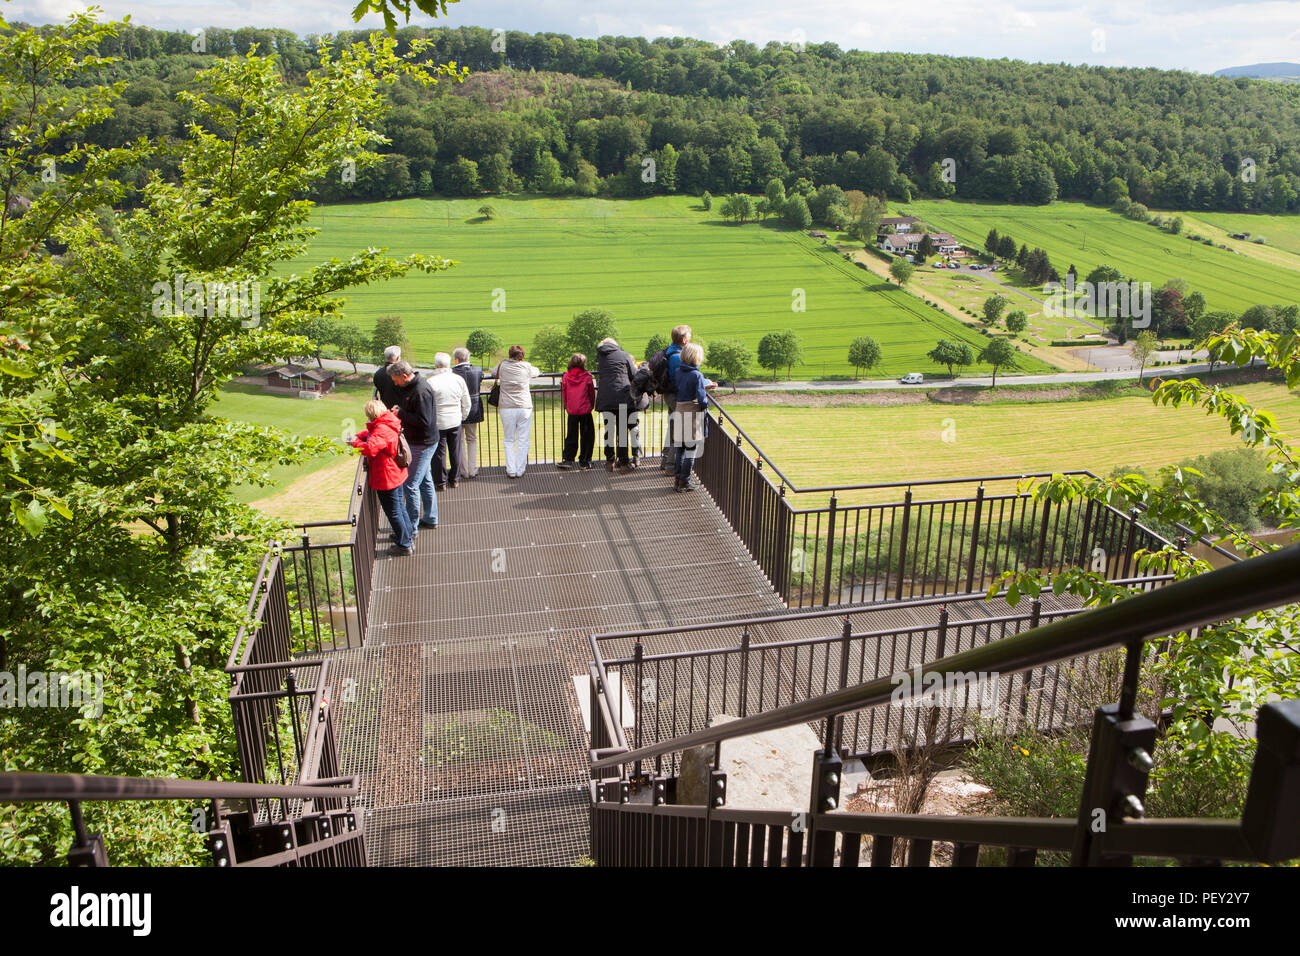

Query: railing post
1077,498,1095,569
1121,508,1140,580
821,493,838,607
777,483,790,602
895,489,913,601
738,628,751,719
834,615,852,753
807,723,843,867
66,800,108,867
301,532,322,652
705,741,727,867
1035,496,1052,570
1241,700,1300,863
964,485,984,594
1019,599,1042,725
632,640,644,782
1071,696,1157,866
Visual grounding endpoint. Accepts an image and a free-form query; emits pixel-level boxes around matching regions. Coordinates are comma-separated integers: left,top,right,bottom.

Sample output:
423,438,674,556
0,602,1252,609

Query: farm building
265,364,337,397
878,216,919,233
880,231,959,255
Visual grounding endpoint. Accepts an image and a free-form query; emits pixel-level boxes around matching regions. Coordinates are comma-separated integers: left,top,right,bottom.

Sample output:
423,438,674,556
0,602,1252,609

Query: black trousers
601,409,640,465
432,425,461,487
563,413,595,464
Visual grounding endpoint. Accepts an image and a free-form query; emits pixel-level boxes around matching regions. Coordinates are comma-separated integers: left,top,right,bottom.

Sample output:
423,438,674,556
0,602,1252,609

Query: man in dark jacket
451,347,484,480
595,338,642,469
390,361,439,529
373,345,404,408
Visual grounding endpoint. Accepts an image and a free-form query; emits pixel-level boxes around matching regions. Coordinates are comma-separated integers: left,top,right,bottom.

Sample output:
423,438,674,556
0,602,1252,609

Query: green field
289,196,1051,379
722,382,1300,498
1191,211,1300,260
899,199,1300,314
211,381,366,505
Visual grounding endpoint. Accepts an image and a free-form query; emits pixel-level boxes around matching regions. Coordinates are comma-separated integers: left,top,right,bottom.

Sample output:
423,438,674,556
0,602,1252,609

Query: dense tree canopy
40,23,1298,211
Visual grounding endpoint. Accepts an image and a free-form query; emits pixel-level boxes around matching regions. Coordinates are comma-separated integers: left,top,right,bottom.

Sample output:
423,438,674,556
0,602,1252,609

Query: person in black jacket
373,345,404,408
451,347,484,480
595,337,644,469
390,361,439,529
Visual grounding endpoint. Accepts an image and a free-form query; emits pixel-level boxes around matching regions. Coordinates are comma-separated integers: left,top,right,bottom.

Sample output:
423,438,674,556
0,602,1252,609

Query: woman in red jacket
557,352,596,470
352,399,414,555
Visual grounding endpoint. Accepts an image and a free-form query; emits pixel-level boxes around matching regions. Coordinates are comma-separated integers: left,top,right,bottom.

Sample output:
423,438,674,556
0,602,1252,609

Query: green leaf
0,357,35,378
11,499,47,536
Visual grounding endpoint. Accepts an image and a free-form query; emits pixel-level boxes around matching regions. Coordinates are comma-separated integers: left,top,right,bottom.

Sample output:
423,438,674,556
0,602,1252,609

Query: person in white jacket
490,344,541,478
428,352,472,489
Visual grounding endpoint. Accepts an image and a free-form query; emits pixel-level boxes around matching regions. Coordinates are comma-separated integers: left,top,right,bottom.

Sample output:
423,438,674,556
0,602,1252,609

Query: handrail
603,607,1083,667
226,549,279,672
0,771,360,803
592,542,1300,770
590,574,1172,646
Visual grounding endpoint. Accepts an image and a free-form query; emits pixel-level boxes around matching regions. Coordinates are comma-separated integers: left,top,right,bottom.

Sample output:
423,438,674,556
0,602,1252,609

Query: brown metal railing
0,770,364,867
695,400,1177,607
588,576,1172,773
588,543,1300,867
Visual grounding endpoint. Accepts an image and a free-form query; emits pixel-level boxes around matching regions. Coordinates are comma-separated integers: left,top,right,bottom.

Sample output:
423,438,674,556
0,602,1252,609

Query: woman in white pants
491,344,541,478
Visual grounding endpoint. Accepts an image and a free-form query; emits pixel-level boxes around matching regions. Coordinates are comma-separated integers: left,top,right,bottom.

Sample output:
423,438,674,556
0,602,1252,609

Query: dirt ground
840,770,993,866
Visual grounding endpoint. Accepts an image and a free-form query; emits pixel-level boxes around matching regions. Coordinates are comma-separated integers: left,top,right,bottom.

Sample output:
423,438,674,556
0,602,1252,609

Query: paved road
309,355,1217,392
730,362,1215,390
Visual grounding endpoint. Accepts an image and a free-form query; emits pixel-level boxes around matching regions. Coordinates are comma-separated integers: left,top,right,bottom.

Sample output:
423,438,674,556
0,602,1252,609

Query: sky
10,0,1300,74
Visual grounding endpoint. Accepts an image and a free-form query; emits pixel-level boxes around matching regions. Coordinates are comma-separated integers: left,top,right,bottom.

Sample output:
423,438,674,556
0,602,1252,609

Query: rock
670,714,822,815
676,742,713,806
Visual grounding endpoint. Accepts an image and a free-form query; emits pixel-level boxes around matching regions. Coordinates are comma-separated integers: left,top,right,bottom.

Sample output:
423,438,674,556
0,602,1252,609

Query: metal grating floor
323,464,786,866
318,465,1086,866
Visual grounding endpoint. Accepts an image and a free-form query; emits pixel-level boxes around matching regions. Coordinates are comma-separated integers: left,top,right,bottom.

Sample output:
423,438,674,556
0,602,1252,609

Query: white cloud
5,0,1299,72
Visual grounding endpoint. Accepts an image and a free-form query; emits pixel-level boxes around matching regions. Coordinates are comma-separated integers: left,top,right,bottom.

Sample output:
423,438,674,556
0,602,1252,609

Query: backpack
642,349,672,396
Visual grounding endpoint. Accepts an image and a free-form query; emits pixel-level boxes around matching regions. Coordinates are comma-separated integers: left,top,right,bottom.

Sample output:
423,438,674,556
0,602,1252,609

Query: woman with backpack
557,353,596,470
352,398,414,555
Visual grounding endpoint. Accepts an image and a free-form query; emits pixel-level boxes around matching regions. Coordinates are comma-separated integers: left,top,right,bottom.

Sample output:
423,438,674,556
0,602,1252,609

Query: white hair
598,337,618,349
434,352,451,369
384,345,402,363
452,347,470,363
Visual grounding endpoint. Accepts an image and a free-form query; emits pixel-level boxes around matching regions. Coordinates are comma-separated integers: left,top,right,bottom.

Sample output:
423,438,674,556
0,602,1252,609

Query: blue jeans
376,484,413,549
403,441,438,527
675,446,696,483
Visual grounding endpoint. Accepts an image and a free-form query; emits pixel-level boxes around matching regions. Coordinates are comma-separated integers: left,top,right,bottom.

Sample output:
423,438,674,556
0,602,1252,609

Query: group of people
351,326,713,555
557,326,713,494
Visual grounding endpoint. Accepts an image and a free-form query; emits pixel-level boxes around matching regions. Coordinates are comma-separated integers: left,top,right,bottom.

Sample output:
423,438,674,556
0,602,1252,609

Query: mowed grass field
1191,211,1300,262
722,382,1300,501
898,199,1300,314
211,382,366,514
287,195,1050,379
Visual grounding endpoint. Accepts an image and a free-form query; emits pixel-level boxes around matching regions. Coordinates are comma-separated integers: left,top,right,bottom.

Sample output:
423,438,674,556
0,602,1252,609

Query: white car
900,372,924,384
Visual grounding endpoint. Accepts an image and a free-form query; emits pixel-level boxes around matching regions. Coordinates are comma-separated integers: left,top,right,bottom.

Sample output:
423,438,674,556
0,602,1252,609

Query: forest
39,22,1300,213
